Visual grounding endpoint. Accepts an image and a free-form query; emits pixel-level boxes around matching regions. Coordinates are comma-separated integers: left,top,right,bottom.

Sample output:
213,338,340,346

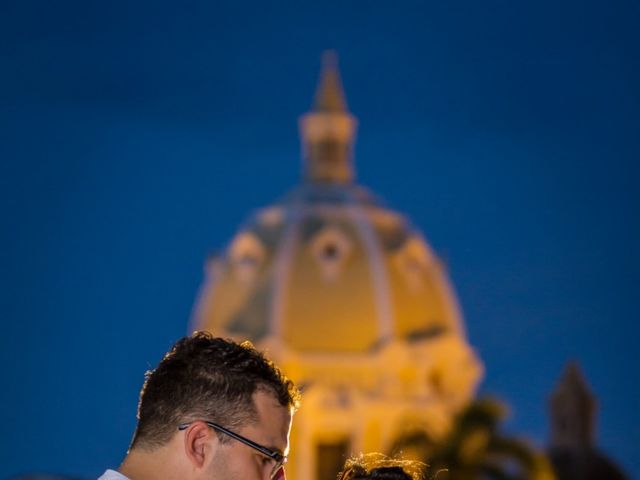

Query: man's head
339,453,426,480
124,332,300,480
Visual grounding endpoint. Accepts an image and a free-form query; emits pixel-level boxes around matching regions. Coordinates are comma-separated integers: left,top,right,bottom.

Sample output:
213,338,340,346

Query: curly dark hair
339,453,426,480
130,331,300,450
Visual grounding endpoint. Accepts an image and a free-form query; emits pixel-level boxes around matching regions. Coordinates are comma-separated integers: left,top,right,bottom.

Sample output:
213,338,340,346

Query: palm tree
424,398,555,480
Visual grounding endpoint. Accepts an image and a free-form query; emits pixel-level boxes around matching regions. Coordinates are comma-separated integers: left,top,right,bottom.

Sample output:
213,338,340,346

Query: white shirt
97,469,130,480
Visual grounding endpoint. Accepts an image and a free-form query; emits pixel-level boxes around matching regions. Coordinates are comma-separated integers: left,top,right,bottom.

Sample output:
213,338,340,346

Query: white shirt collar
97,469,130,480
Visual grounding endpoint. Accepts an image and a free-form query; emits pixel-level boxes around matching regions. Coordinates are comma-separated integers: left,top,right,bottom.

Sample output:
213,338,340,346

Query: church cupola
299,51,358,183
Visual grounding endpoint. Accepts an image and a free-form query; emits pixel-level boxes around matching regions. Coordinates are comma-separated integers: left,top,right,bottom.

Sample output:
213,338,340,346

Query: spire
313,51,348,112
299,51,358,184
549,361,597,449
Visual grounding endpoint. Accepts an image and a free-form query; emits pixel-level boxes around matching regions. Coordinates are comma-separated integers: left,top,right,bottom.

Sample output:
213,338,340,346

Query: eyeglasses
178,421,287,479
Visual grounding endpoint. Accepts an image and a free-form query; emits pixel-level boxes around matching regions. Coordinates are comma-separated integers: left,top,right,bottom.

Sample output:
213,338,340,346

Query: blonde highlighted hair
338,453,427,480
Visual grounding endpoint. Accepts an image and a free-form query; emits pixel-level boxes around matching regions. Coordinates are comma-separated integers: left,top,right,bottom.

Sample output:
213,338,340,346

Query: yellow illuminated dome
194,53,467,354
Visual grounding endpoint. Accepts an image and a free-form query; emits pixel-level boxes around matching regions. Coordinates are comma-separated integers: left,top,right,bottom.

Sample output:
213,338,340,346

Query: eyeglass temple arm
178,421,284,461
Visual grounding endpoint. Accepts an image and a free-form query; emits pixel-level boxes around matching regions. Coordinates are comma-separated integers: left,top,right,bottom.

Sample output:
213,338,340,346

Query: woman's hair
339,453,426,480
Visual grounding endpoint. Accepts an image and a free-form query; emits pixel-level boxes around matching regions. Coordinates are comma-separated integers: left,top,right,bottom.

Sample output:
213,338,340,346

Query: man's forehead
251,390,292,448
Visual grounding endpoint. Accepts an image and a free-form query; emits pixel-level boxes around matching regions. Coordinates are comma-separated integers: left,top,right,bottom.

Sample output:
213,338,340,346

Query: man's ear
183,422,216,468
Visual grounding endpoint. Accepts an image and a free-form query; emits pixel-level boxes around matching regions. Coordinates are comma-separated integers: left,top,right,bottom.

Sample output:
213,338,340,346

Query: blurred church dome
194,53,467,354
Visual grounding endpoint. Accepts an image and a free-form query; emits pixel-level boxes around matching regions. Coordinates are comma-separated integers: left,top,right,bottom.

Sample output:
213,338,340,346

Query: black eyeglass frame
178,420,286,478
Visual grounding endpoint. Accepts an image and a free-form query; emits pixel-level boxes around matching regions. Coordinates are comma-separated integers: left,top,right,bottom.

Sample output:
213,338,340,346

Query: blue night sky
1,1,638,478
